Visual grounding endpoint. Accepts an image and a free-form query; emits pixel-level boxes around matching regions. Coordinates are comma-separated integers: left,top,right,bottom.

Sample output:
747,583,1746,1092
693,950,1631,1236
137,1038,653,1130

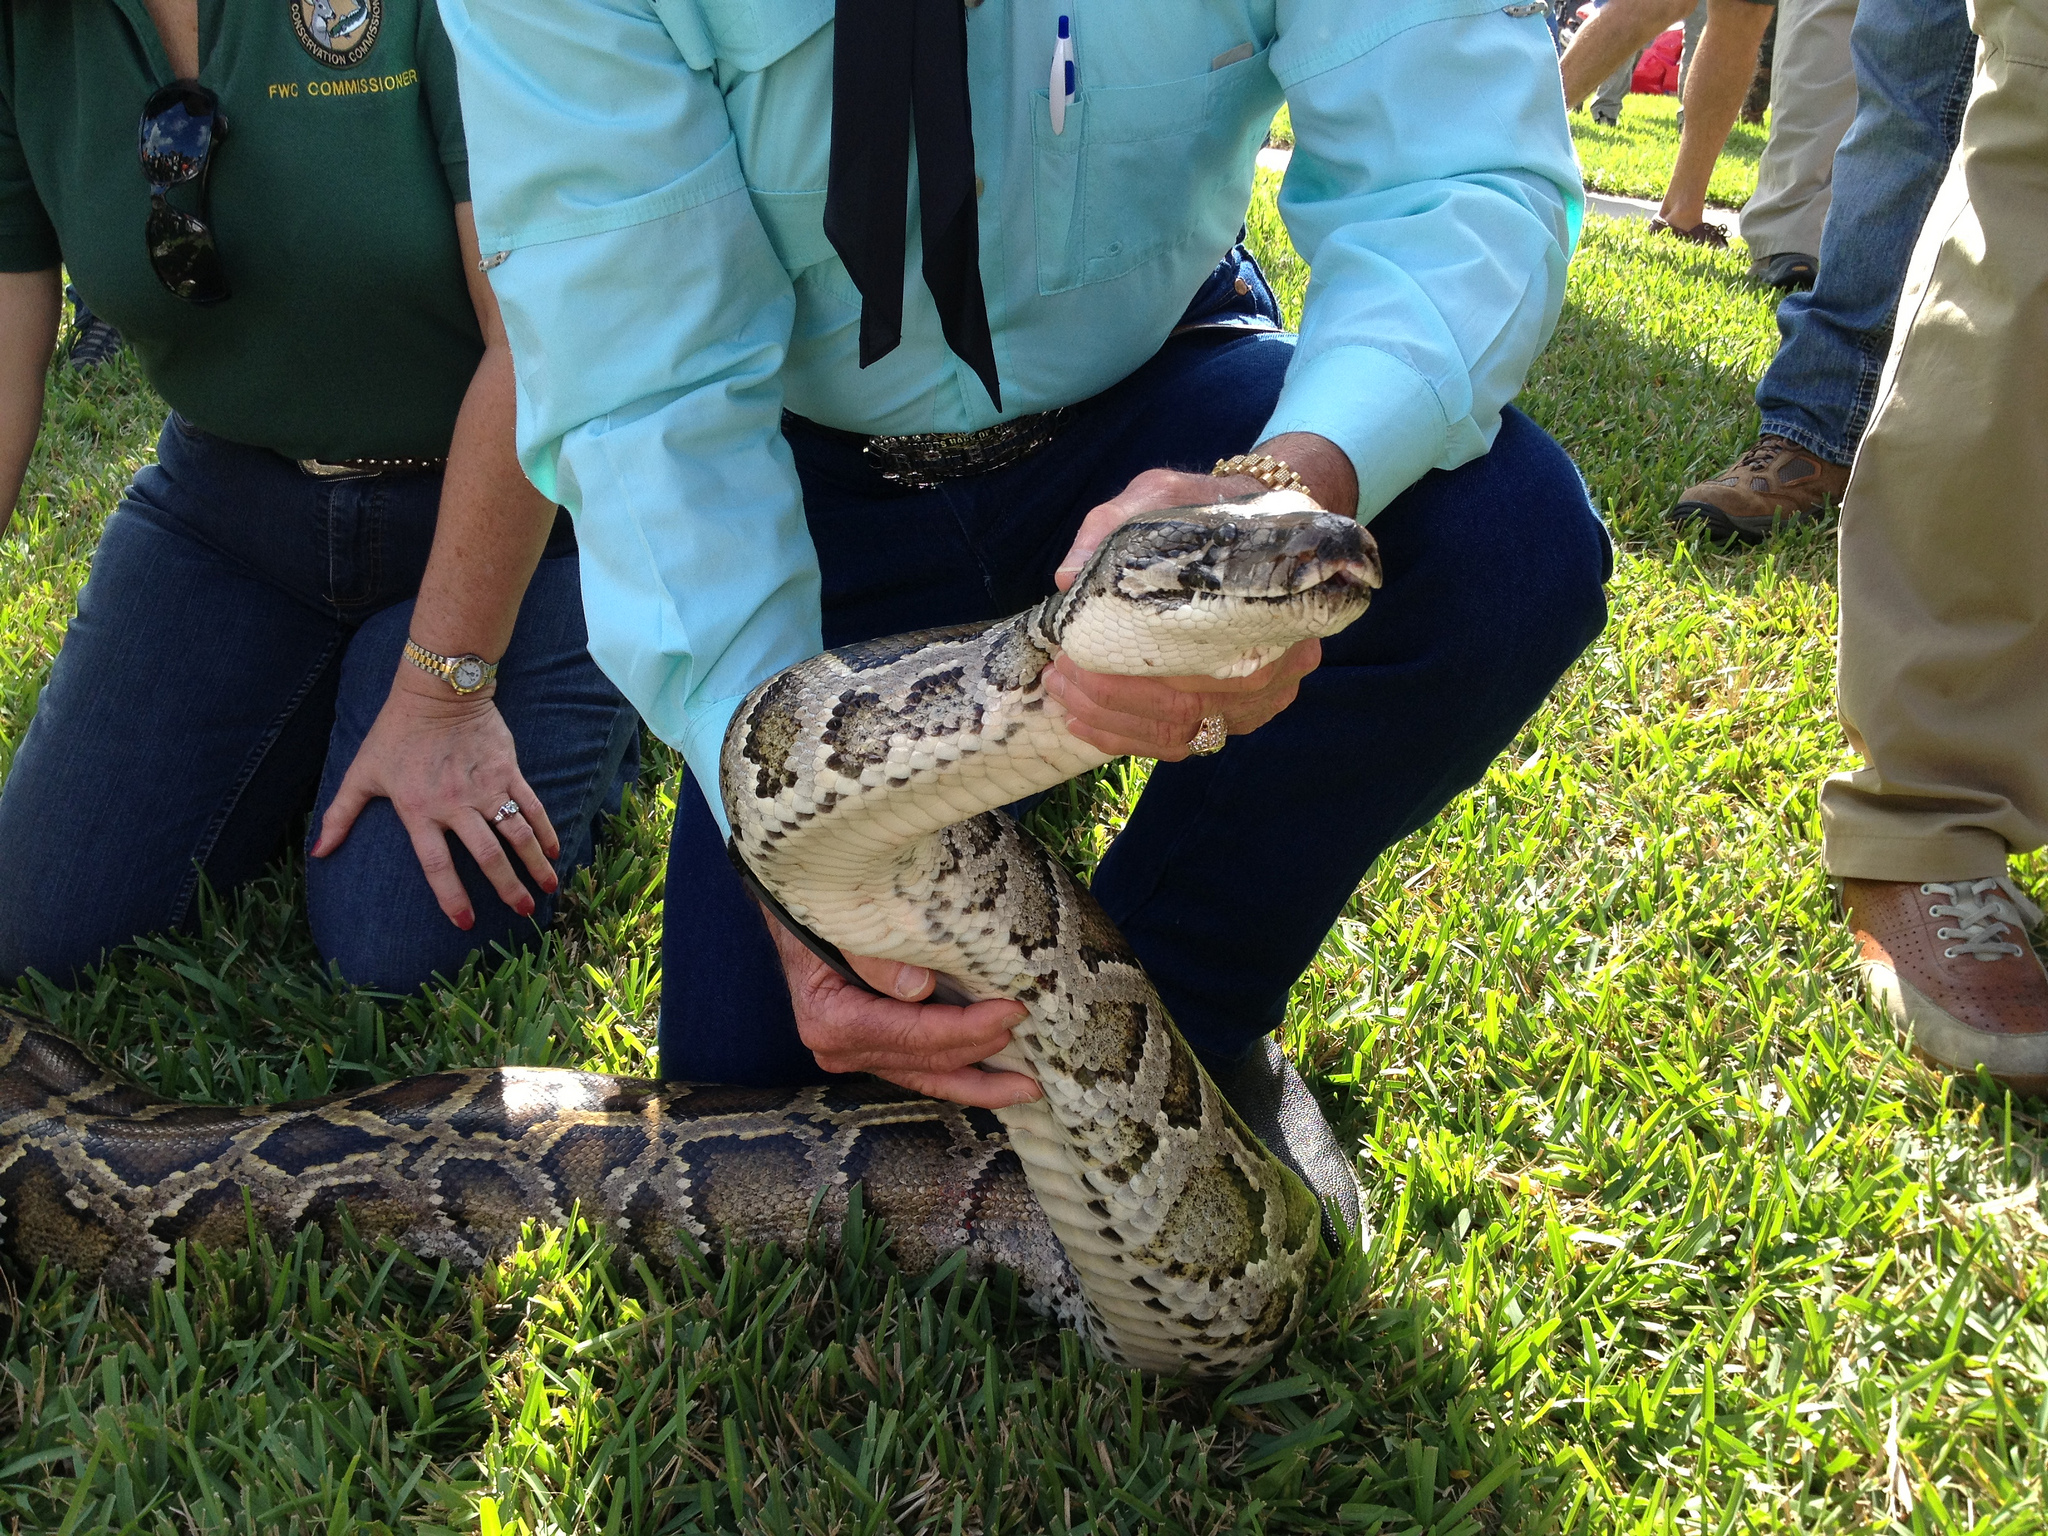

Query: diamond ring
491,799,521,825
1185,715,1228,756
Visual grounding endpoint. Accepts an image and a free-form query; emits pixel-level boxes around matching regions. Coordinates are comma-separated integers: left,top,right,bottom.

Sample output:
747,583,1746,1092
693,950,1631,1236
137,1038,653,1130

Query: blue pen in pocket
1050,15,1075,134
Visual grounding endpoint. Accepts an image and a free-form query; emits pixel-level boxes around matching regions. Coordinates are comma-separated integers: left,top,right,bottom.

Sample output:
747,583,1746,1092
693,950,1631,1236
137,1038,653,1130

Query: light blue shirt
439,0,1582,828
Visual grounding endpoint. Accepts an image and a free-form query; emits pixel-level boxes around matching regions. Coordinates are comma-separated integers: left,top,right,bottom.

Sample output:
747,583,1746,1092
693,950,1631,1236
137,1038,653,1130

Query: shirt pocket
1030,43,1279,297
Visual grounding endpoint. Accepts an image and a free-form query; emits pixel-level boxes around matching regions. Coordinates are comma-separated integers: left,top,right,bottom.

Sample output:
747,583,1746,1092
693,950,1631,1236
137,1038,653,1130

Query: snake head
1049,492,1381,678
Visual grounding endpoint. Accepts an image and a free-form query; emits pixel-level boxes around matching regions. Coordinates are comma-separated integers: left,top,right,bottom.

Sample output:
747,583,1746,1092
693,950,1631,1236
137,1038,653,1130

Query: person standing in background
1668,0,1975,539
1819,0,2047,1092
1739,0,1859,288
1559,0,1775,244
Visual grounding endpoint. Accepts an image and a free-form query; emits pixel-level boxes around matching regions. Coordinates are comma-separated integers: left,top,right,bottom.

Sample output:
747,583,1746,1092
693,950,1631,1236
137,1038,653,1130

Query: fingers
311,772,378,858
448,807,539,919
886,1065,1047,1110
516,770,565,868
801,982,1041,1103
1042,638,1319,759
846,951,935,1001
405,821,478,931
497,773,561,893
766,921,1043,1107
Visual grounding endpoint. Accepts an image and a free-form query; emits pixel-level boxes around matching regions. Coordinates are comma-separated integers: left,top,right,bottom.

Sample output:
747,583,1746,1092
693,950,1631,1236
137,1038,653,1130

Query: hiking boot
1205,1035,1366,1249
1842,877,2048,1095
1667,434,1849,542
1649,216,1729,249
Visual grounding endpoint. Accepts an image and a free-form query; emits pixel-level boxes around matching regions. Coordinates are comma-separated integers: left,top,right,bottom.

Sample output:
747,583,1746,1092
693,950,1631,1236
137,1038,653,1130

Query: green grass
1272,94,1761,211
1571,94,1766,211
4,202,2047,1535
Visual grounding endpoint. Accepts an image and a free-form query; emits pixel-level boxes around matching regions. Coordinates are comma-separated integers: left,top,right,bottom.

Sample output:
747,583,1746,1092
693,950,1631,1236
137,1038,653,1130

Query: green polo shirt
0,0,479,459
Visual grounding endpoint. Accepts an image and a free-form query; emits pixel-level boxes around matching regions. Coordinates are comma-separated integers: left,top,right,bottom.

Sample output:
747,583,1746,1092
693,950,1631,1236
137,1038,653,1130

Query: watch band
403,639,498,695
1212,452,1320,507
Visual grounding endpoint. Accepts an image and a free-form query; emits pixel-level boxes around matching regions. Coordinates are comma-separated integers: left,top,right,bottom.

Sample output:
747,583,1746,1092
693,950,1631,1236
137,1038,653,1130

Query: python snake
0,492,1378,1377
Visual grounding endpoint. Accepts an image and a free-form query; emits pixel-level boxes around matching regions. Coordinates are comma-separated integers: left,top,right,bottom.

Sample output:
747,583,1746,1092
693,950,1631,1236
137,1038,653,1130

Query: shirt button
964,0,982,8
975,176,986,198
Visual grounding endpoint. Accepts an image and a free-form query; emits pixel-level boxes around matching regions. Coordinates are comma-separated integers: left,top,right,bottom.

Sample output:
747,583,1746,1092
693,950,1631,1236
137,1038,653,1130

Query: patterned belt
296,456,449,479
789,408,1075,491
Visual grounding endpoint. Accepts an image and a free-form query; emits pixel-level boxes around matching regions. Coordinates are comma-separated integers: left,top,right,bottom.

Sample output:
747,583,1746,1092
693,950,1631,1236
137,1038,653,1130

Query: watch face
452,657,486,692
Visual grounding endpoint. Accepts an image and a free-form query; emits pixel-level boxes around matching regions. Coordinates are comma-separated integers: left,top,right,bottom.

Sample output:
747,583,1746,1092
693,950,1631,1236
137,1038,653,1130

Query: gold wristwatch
404,639,498,695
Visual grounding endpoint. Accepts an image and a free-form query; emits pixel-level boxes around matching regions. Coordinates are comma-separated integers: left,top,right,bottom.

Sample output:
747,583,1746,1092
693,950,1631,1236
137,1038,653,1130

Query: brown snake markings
0,1009,1085,1320
0,497,1379,1377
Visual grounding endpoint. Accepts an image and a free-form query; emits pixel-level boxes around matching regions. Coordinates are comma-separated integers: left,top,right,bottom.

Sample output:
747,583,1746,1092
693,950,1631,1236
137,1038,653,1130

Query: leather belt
296,456,448,479
787,407,1074,491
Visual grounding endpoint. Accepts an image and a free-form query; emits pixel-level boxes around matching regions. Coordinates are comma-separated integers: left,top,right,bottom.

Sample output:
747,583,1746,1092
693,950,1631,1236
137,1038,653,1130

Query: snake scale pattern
0,493,1378,1377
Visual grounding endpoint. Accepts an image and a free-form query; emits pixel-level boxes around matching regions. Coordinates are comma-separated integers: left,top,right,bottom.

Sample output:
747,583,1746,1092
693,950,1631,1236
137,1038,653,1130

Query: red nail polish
517,897,535,917
456,911,475,931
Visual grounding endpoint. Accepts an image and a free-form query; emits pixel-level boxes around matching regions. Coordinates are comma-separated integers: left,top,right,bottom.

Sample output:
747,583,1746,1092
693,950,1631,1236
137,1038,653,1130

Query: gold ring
1186,715,1227,756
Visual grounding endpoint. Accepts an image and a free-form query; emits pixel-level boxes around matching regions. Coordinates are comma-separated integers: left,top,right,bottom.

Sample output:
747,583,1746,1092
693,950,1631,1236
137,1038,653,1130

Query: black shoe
1749,251,1817,291
1204,1036,1365,1250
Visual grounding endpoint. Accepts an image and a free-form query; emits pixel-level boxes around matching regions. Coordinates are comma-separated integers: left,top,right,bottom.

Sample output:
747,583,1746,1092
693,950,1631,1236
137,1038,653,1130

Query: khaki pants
1742,0,1860,256
1820,0,2048,880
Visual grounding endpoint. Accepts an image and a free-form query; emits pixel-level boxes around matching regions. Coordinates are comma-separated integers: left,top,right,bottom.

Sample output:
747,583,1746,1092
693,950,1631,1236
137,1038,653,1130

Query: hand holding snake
789,461,1337,1103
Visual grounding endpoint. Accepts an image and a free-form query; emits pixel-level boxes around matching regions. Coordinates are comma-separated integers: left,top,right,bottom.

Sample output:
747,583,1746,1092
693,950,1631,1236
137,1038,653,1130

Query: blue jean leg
305,541,641,994
1756,0,1976,463
658,327,1609,1080
0,453,345,981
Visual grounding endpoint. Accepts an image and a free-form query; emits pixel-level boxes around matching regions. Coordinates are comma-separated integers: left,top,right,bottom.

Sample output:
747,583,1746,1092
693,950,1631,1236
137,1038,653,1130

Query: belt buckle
862,435,947,491
296,458,377,480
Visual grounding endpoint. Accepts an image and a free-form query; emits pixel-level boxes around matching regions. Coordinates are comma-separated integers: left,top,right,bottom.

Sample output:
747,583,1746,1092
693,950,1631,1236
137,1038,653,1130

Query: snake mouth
1288,554,1379,596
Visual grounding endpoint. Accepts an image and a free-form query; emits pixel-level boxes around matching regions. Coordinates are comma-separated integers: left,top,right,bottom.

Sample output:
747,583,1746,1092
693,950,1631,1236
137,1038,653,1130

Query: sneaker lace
1922,877,2045,961
1735,439,1790,472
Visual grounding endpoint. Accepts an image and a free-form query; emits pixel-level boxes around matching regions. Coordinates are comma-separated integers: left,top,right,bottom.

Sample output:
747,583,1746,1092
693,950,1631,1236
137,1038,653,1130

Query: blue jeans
0,416,640,992
658,317,1612,1082
1756,0,1976,463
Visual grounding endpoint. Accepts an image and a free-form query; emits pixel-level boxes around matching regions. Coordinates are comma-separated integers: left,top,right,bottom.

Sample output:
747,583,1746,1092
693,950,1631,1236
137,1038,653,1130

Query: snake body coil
0,493,1378,1377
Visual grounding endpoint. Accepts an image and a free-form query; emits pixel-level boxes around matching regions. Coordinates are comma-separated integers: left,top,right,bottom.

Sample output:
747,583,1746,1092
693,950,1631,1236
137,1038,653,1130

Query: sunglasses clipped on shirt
139,80,229,305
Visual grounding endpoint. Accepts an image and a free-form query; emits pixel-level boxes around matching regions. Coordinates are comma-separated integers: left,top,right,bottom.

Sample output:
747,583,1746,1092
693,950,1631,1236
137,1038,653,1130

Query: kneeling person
0,0,640,992
443,0,1614,1231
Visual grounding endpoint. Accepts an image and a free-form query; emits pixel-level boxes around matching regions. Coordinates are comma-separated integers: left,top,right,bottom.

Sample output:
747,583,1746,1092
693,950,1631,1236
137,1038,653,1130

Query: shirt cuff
1259,345,1451,522
682,692,753,840
0,217,60,273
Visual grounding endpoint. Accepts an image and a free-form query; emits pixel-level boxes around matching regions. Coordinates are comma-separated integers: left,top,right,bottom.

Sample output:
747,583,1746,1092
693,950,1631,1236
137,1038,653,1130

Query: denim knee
306,797,553,995
0,869,115,987
1346,408,1609,686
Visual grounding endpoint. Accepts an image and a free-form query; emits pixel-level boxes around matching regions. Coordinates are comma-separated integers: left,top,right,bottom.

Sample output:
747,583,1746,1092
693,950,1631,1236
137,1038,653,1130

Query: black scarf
822,0,1002,410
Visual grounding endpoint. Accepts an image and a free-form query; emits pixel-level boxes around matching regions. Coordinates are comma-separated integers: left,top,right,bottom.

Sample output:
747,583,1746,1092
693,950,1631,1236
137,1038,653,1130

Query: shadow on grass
1521,220,1837,596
